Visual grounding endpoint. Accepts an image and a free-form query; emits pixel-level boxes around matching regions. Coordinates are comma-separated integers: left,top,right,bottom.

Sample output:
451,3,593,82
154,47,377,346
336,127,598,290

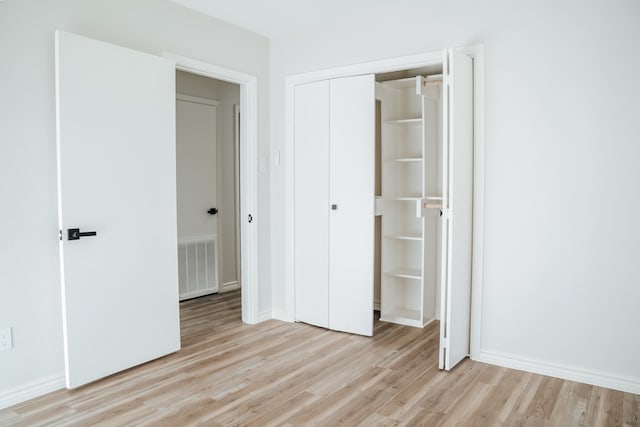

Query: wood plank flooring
1,290,638,426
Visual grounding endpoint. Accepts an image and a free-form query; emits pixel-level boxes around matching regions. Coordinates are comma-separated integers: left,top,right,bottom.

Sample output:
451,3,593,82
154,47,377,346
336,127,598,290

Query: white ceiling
170,0,387,39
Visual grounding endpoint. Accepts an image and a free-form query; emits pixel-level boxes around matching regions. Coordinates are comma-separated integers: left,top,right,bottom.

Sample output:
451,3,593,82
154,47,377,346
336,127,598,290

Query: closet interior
375,66,444,328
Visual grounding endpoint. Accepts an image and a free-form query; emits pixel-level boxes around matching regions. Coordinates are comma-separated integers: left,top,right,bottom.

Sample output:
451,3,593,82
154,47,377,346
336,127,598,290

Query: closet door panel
329,74,375,336
294,80,330,328
440,49,474,370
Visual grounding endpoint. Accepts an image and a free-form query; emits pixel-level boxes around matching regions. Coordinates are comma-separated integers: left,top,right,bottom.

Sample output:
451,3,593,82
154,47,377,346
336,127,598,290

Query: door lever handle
207,208,218,215
68,228,97,241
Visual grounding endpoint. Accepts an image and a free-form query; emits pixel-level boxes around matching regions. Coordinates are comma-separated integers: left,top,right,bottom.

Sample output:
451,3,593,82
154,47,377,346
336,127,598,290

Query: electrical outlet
0,328,12,351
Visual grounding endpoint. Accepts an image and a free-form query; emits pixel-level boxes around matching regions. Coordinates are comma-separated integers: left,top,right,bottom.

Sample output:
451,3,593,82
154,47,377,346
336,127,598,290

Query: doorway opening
166,53,260,325
175,71,241,305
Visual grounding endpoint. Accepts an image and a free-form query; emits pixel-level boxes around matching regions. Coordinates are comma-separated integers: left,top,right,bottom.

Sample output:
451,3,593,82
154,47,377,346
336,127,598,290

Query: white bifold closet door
294,80,330,329
328,76,375,336
439,49,474,370
294,74,375,337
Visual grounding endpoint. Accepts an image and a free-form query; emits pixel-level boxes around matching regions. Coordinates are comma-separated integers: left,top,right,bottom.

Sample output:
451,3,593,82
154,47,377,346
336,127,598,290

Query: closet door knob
331,204,338,210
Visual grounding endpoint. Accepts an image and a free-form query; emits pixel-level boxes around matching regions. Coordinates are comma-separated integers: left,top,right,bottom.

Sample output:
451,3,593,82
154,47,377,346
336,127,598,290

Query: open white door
439,49,474,370
55,31,180,388
329,74,375,336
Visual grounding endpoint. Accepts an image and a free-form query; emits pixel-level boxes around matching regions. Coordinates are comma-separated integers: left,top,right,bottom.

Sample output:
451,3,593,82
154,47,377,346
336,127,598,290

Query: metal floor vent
178,236,218,300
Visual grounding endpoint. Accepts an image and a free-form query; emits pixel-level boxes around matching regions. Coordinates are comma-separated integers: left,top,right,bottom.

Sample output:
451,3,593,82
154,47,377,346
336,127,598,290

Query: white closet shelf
380,308,422,327
385,269,422,280
389,196,422,201
379,77,416,89
384,118,422,126
422,204,442,210
384,233,422,241
389,157,423,162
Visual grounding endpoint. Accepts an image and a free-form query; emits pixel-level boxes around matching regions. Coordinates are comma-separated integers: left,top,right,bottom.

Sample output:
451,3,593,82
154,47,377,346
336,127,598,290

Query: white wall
270,0,640,391
0,0,270,401
176,71,240,287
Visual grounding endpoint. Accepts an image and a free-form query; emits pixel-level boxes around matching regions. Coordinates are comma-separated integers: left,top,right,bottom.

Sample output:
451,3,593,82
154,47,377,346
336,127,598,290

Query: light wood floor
1,290,638,426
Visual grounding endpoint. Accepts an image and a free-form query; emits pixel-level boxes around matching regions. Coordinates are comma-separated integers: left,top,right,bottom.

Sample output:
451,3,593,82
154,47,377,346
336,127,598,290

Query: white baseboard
257,310,272,322
475,349,640,395
272,310,293,322
220,281,240,292
179,287,218,301
0,373,65,410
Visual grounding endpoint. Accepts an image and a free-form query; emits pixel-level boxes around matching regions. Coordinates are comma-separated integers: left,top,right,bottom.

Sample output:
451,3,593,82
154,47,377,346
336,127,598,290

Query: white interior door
294,80,330,328
329,74,375,336
176,96,218,241
55,31,180,388
439,49,474,370
176,96,219,299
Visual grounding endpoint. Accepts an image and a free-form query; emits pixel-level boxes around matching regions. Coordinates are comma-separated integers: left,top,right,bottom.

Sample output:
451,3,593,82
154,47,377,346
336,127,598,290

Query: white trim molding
221,281,240,292
271,310,289,322
233,104,242,293
475,349,640,395
0,374,65,410
179,289,218,301
257,310,272,323
176,93,219,106
164,52,260,325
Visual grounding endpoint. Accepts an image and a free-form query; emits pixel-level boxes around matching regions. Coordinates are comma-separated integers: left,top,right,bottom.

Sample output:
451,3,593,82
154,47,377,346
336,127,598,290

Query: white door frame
284,46,485,358
233,104,242,292
165,52,259,324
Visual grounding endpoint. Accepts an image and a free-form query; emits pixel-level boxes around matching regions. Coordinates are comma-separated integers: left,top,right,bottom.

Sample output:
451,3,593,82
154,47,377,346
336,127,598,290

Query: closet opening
374,64,444,328
175,70,242,314
291,47,477,370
